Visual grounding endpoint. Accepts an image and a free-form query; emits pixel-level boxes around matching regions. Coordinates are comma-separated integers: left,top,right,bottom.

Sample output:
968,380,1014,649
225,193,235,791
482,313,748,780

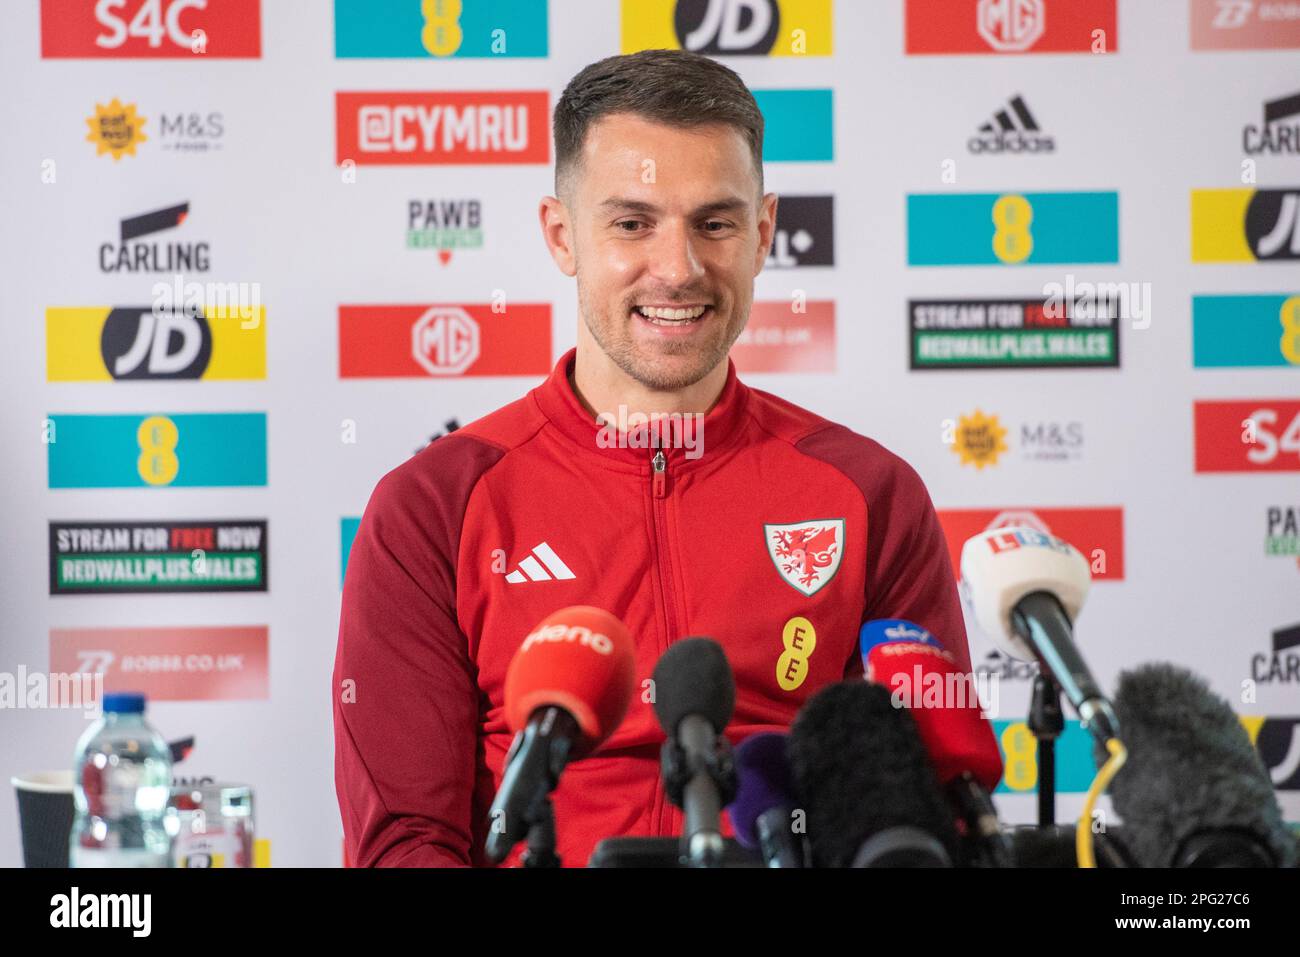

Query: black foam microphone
787,681,961,867
651,637,738,868
1100,663,1297,868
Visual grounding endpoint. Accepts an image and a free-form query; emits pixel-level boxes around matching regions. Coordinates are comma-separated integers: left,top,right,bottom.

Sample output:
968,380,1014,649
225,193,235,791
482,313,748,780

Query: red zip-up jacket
333,348,971,867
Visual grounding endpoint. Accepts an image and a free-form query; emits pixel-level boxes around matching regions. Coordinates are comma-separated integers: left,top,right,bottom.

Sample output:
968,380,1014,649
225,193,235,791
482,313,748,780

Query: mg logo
977,0,1045,52
411,306,480,375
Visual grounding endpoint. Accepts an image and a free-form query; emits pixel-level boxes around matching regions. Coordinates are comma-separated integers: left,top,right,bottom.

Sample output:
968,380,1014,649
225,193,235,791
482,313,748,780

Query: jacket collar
531,348,751,471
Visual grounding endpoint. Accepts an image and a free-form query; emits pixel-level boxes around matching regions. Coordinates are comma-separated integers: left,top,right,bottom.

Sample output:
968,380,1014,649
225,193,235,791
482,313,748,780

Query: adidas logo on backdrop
968,95,1055,155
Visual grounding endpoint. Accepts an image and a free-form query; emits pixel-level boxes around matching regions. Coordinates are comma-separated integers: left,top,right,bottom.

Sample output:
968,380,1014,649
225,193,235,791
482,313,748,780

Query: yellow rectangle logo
1191,189,1255,263
621,0,832,56
47,306,266,381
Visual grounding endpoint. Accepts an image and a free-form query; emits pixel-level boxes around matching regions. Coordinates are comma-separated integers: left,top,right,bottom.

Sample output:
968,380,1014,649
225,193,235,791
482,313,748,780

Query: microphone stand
521,791,560,868
1028,671,1063,829
660,734,738,868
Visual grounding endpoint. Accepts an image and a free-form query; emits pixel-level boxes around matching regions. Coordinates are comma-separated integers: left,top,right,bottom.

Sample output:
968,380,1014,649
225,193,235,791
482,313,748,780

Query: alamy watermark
151,274,261,329
0,668,103,718
596,406,704,460
1042,274,1151,331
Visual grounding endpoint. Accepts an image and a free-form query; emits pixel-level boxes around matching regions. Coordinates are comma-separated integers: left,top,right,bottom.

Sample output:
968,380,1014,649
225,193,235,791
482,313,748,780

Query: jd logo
101,307,212,379
1247,190,1300,260
675,0,779,54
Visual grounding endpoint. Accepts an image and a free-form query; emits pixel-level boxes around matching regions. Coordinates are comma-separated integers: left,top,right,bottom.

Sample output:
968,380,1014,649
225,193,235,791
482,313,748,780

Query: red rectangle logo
1194,400,1300,472
41,0,261,58
338,303,551,377
906,0,1116,54
1190,0,1300,50
938,507,1125,580
336,91,550,165
50,626,269,701
730,300,835,373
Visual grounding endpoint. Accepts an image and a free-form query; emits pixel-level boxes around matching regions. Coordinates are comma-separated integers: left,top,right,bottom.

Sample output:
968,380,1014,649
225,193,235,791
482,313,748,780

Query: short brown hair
553,49,765,200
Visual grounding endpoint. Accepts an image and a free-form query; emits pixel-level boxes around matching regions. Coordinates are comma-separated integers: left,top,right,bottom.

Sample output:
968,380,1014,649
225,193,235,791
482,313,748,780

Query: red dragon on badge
771,524,840,589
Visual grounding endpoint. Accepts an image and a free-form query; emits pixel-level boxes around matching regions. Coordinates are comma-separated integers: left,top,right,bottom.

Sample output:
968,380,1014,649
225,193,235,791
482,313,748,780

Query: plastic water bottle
70,692,173,867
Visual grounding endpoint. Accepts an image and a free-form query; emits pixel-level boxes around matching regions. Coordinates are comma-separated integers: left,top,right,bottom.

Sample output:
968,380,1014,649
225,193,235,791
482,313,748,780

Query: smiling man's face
553,112,777,392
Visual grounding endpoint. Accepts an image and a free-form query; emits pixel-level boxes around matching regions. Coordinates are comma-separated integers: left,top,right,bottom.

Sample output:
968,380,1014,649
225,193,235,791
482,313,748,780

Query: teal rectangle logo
908,191,1119,266
1193,294,1300,368
992,719,1095,794
341,516,361,588
48,413,267,488
334,0,548,57
754,89,833,162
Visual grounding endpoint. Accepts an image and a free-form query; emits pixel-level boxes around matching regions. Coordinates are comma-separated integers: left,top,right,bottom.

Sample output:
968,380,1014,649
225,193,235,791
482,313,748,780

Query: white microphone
959,526,1117,743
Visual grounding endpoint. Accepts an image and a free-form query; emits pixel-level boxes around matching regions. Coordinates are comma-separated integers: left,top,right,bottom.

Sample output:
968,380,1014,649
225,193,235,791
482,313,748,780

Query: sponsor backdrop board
1,1,1298,866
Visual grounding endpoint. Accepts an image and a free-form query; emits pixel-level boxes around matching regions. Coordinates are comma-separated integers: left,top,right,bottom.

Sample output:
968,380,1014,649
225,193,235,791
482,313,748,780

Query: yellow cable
1077,737,1127,868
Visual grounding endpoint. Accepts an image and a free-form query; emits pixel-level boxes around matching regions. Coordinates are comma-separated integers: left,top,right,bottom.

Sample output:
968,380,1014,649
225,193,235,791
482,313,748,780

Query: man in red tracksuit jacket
333,50,973,867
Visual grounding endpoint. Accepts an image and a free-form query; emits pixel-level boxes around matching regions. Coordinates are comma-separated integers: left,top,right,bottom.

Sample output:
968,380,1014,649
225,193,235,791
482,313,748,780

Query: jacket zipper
650,447,681,838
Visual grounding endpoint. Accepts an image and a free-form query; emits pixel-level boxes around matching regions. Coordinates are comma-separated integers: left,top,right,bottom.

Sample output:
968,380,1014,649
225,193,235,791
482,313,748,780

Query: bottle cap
102,692,146,714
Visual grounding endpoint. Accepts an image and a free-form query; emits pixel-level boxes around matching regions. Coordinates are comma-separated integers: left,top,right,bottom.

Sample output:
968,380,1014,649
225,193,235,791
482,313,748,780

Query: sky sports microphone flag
486,606,636,866
860,619,1009,867
859,619,1002,791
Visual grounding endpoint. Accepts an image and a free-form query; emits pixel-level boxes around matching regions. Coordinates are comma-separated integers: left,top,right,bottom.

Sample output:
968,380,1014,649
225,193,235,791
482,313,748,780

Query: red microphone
860,619,1009,866
503,605,636,753
863,639,1002,790
487,606,636,864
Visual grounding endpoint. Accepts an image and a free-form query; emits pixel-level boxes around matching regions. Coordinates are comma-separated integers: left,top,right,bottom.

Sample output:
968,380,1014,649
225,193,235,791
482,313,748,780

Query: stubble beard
577,282,748,392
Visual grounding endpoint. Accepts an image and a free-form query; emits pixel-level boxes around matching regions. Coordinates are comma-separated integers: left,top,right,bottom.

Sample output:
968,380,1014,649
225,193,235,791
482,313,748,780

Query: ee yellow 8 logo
136,415,179,486
421,0,464,57
1279,295,1300,366
1000,721,1038,791
992,194,1034,264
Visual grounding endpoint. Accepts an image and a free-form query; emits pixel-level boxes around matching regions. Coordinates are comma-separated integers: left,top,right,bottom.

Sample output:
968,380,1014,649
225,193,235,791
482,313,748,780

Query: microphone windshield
651,637,735,736
729,732,795,851
787,681,959,867
1104,663,1296,868
503,606,636,755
